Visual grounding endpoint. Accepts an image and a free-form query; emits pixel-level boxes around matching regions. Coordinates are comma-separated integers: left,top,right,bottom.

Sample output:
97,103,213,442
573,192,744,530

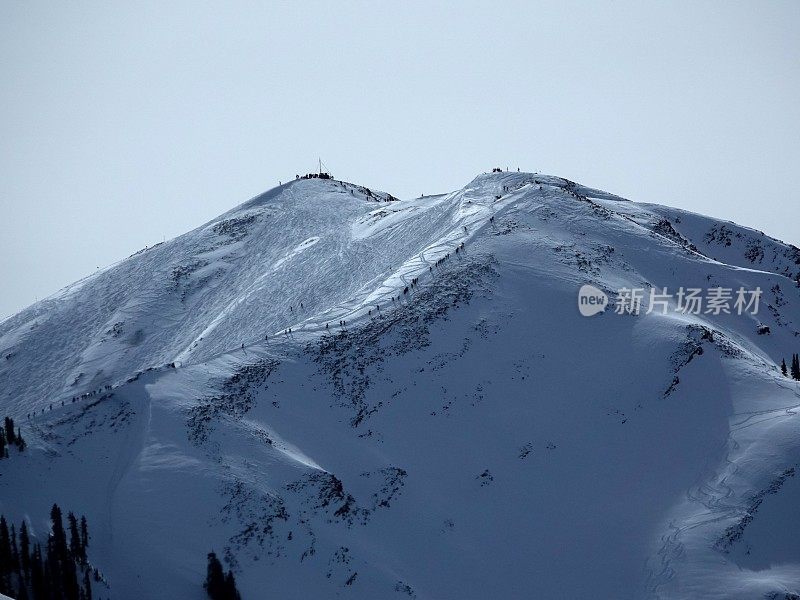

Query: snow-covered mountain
2,171,800,599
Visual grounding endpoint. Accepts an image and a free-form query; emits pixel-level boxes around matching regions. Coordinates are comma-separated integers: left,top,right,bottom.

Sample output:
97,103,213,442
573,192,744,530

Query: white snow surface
1,172,800,599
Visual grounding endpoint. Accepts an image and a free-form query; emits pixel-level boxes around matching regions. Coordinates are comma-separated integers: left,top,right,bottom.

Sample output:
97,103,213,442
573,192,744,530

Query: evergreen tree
781,358,788,376
10,524,21,576
204,552,226,599
20,521,31,579
43,549,55,600
4,417,15,445
47,504,80,600
79,517,89,558
792,353,800,380
224,570,241,600
0,428,6,459
16,427,25,451
30,544,44,600
61,550,80,600
68,513,81,563
83,568,92,600
0,516,11,594
49,505,68,562
46,538,64,599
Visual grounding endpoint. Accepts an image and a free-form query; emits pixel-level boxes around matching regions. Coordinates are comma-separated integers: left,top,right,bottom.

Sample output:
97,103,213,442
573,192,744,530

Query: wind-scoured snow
1,171,800,599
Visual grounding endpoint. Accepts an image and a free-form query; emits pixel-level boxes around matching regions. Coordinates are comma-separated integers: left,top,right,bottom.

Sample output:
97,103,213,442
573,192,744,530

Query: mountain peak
2,172,799,599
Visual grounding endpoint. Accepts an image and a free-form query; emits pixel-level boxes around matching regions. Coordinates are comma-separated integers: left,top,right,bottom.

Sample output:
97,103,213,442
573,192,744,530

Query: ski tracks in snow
645,375,800,598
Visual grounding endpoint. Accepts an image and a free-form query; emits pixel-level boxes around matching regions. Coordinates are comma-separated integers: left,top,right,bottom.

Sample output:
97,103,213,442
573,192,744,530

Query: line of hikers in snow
25,384,114,420
428,242,465,272
296,172,332,180
258,237,470,346
240,211,509,352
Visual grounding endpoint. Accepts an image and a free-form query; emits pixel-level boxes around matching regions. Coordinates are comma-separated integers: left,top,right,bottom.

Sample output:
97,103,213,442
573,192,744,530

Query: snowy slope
2,171,800,599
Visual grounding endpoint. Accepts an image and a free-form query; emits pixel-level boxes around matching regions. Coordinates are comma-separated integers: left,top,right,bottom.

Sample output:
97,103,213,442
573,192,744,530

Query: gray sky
2,1,799,319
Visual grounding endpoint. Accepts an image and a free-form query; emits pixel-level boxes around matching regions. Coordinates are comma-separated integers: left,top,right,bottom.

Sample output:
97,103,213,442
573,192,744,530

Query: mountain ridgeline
1,171,799,599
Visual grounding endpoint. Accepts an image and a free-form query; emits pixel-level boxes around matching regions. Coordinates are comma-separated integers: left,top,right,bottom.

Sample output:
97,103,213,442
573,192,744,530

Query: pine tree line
0,416,26,459
0,504,97,600
204,552,241,600
781,354,800,380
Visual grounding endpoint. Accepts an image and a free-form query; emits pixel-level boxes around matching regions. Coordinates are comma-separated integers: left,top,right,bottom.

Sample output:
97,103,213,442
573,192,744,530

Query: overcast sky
1,1,798,318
